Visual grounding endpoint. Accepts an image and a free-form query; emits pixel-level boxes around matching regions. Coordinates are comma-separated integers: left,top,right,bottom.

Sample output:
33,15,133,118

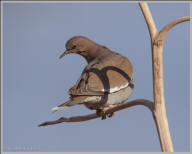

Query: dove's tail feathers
51,100,84,112
51,96,101,112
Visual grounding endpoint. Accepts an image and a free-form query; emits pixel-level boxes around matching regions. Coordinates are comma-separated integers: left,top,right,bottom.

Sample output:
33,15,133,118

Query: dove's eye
72,45,77,49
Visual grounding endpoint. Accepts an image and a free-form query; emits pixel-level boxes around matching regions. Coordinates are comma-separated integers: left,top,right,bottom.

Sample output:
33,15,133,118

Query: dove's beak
59,49,73,59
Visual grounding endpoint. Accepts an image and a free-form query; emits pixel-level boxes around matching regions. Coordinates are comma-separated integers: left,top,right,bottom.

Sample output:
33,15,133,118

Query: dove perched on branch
52,36,134,119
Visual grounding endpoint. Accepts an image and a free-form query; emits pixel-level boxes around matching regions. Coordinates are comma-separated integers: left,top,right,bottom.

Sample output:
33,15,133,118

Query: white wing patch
102,82,129,93
84,96,101,102
51,106,69,112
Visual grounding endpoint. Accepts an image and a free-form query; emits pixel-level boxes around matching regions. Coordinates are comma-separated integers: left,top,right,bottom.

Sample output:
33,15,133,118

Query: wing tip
51,106,60,112
51,106,69,112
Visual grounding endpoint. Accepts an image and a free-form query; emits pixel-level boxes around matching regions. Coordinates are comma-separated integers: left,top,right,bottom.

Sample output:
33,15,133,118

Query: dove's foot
107,112,115,118
96,109,115,120
96,109,107,120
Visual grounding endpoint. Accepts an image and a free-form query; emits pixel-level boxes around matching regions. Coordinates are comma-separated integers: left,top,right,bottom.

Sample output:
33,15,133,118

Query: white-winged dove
52,36,134,119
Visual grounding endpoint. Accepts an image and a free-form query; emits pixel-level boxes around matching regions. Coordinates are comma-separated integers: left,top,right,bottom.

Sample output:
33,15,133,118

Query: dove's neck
83,44,111,63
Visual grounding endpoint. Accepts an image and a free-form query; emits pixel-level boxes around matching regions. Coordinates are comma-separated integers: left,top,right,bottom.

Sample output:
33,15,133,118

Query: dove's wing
68,52,134,96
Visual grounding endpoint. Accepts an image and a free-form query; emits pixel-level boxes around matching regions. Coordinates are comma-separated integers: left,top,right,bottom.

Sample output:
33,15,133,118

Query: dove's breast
84,83,133,110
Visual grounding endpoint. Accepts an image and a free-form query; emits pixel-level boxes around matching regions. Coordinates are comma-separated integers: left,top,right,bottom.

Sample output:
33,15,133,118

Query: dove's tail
51,96,101,112
51,99,84,112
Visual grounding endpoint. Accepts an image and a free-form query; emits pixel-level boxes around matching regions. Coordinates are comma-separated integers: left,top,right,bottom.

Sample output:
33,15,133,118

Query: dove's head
59,36,109,63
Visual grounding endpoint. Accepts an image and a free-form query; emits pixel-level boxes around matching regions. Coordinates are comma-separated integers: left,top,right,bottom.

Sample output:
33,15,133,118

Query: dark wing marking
68,52,134,96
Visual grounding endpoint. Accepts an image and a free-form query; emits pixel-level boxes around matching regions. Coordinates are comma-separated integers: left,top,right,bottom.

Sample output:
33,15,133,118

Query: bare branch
157,16,190,41
139,2,158,39
38,99,154,127
151,15,189,153
38,113,99,126
139,2,181,151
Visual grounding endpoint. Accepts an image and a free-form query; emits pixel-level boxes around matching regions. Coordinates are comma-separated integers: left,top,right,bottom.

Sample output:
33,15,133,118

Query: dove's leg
96,107,115,120
96,109,107,120
103,104,119,118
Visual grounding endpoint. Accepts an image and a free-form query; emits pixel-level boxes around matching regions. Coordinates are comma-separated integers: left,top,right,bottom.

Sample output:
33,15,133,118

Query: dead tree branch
39,99,153,126
157,16,190,41
139,2,189,152
139,2,158,40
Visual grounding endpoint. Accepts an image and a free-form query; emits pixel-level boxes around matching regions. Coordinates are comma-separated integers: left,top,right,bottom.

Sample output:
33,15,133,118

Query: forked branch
139,2,189,152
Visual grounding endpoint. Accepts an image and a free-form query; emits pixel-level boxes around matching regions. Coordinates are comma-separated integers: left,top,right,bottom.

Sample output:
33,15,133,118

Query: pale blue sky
3,2,190,152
